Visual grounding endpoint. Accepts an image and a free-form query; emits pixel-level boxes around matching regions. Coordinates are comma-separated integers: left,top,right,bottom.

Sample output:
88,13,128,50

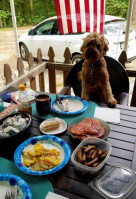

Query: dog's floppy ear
80,44,84,52
104,39,109,54
80,38,85,52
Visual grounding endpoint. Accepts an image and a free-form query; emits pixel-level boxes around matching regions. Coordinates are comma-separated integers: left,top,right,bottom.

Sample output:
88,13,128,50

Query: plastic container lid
89,163,136,199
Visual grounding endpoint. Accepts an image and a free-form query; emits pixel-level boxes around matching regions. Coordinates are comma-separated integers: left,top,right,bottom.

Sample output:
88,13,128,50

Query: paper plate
0,173,32,199
14,135,71,176
40,118,67,135
51,95,88,115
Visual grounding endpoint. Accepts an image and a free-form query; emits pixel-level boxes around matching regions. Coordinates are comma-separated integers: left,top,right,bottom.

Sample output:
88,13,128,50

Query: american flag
55,0,106,35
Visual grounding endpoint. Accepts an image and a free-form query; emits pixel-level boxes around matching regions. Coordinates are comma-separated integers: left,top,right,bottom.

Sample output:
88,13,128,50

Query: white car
19,15,136,63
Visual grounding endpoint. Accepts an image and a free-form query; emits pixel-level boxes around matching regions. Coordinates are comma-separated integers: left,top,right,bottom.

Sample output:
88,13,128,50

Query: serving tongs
56,94,69,112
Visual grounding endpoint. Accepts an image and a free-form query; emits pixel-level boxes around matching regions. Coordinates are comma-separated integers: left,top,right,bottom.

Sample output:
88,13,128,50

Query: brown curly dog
79,32,117,107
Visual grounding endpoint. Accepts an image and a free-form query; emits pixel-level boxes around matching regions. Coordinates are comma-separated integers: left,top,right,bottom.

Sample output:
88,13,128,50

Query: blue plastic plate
51,95,88,115
0,173,32,199
14,135,71,176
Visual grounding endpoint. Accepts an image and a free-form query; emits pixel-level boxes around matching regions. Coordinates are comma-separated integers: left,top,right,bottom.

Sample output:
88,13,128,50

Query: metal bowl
0,112,31,140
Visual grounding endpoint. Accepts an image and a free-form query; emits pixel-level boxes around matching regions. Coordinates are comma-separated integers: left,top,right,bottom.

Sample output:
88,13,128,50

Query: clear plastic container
18,84,32,115
71,137,112,175
89,163,136,199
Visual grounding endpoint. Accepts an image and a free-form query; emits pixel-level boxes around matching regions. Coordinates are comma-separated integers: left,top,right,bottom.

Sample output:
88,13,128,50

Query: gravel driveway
0,26,33,88
0,26,64,93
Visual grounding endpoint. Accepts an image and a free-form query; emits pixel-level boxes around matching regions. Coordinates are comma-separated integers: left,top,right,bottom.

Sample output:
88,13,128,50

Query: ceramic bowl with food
0,112,31,140
71,137,112,175
68,117,110,140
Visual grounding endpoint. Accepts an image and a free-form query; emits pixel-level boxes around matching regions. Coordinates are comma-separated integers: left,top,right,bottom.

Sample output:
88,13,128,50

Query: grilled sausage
84,145,96,153
92,162,99,167
86,150,95,160
98,149,102,156
77,148,82,163
86,157,98,166
100,150,108,159
82,152,86,162
91,150,98,159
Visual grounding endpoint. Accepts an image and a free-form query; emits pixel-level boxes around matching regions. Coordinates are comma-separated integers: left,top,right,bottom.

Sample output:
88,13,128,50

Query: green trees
0,0,129,28
106,0,129,18
0,0,12,27
0,0,56,27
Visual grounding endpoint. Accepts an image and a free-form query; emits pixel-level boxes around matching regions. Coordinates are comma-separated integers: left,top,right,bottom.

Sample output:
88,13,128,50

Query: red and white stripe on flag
55,0,106,35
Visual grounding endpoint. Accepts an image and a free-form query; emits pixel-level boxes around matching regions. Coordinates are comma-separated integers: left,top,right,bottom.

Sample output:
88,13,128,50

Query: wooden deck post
28,53,36,90
4,63,13,85
130,78,136,107
48,46,56,93
118,50,127,68
63,47,71,95
37,48,45,92
17,57,24,77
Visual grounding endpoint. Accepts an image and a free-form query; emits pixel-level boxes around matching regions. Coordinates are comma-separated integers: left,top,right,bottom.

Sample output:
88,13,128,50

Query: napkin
45,192,69,199
94,107,120,123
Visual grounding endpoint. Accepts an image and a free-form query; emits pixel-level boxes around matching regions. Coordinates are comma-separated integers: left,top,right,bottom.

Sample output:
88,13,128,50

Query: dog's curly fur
79,32,117,107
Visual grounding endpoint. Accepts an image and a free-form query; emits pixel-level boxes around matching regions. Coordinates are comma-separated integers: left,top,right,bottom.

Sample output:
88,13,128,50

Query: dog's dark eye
96,44,100,50
86,41,92,48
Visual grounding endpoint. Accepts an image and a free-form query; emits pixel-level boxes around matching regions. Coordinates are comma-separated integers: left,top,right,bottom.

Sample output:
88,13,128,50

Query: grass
0,27,12,31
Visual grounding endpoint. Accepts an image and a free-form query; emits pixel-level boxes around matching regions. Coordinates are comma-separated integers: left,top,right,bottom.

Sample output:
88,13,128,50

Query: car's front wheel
71,54,82,64
20,43,29,61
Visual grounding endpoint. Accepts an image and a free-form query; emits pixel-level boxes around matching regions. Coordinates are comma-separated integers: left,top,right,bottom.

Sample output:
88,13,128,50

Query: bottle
18,84,32,115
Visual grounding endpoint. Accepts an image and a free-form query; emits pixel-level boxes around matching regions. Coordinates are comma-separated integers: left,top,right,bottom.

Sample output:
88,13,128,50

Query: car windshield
104,20,126,36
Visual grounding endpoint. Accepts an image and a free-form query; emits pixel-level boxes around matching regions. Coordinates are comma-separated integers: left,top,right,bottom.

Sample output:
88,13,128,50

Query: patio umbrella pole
124,0,134,53
10,0,20,58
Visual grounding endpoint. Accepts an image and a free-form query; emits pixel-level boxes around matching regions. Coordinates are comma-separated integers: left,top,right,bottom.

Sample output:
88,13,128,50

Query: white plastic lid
89,163,136,199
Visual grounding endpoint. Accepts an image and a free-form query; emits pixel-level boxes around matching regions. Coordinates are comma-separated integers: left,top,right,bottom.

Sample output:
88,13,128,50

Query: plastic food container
71,137,112,175
89,163,136,199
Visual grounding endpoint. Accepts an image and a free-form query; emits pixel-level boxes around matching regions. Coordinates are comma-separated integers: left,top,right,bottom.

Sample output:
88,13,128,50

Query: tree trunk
0,17,2,28
22,0,26,22
132,0,136,26
30,0,34,16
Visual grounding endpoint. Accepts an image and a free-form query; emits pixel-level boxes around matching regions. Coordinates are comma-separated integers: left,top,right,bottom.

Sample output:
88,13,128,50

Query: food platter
51,95,88,115
0,173,32,199
68,117,110,140
0,112,31,140
14,135,71,175
40,118,67,135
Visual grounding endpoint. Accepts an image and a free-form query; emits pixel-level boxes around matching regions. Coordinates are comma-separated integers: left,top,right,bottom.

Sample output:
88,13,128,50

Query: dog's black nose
86,49,97,59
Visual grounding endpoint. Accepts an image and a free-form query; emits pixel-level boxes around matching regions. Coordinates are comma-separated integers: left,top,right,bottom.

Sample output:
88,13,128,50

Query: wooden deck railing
0,47,73,94
1,47,136,107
